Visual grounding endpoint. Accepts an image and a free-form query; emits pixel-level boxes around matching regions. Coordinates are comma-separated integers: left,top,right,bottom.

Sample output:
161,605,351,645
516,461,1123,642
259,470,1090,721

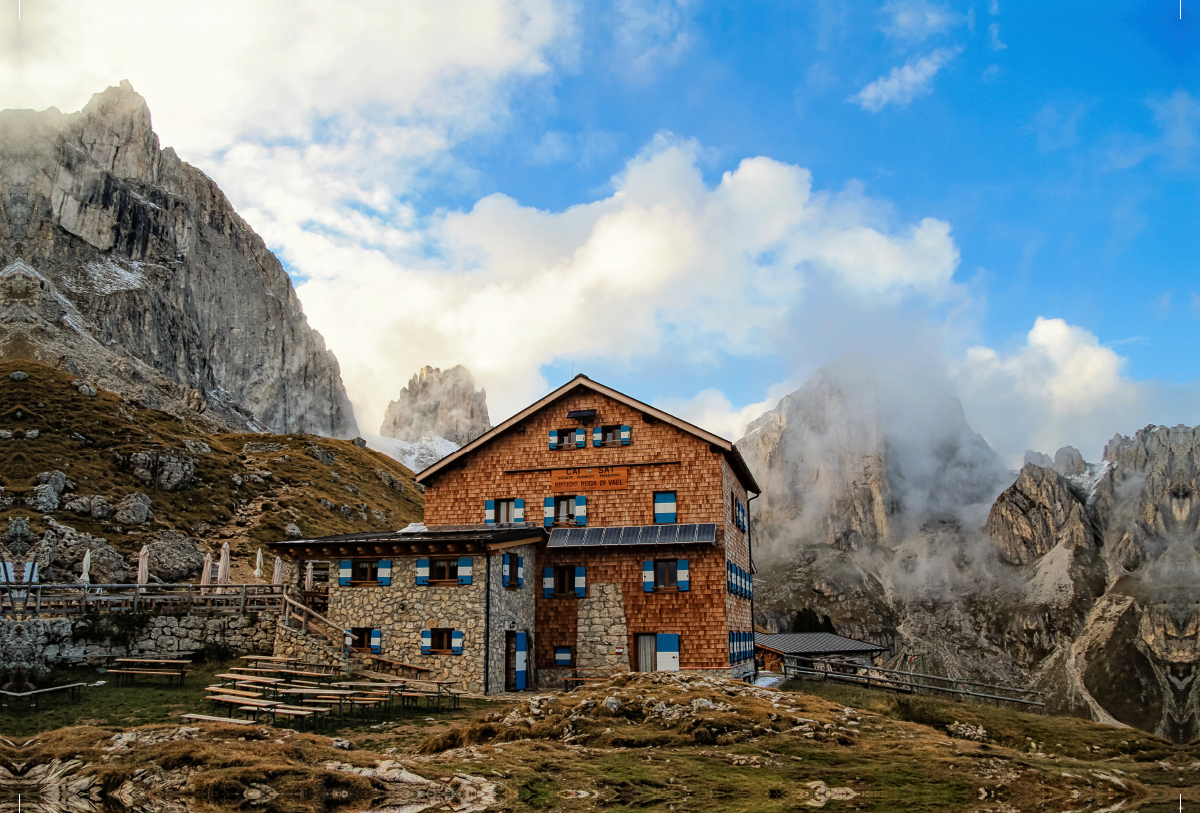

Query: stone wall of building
485,543,538,693
0,613,277,675
326,556,487,693
272,621,350,670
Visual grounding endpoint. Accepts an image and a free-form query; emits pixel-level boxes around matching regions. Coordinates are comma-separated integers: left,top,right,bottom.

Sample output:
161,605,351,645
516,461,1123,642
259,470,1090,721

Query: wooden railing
281,594,344,650
782,655,1044,709
0,583,285,619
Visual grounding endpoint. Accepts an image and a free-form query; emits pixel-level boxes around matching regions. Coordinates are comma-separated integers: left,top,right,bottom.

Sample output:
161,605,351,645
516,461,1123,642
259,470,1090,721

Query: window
352,561,378,583
430,558,459,583
654,559,678,589
554,566,575,595
496,499,516,523
600,425,620,445
430,628,454,652
554,495,576,526
653,491,677,524
348,626,373,651
556,428,575,450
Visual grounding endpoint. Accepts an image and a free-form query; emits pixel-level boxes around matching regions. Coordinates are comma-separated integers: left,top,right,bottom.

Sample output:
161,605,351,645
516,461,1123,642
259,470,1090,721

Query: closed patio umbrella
304,561,314,592
79,549,92,584
199,552,213,591
217,542,231,590
272,556,283,586
253,547,264,580
136,545,150,585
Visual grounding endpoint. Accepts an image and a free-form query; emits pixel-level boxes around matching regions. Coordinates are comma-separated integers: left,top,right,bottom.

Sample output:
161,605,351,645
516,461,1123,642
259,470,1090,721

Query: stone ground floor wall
0,613,277,675
273,622,350,671
486,545,538,693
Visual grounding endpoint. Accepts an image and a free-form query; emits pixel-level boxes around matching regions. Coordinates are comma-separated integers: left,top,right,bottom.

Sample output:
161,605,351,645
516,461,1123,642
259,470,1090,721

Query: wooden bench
369,655,432,676
0,683,86,712
205,686,262,699
106,669,187,687
181,713,258,726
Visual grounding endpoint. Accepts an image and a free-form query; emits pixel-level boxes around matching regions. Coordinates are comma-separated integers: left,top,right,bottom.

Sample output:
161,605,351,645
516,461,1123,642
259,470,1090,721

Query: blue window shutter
514,498,525,522
420,629,431,654
543,567,555,598
517,556,525,587
549,429,559,450
338,560,352,586
515,632,527,689
377,560,392,586
729,631,734,663
654,491,677,524
677,559,689,591
642,560,654,592
620,425,631,445
343,629,353,652
502,553,511,587
458,557,473,585
415,558,429,586
574,565,586,598
544,497,554,528
451,630,464,655
555,646,572,666
575,494,587,526
575,427,586,448
369,629,382,654
727,561,733,593
485,499,495,524
593,426,602,447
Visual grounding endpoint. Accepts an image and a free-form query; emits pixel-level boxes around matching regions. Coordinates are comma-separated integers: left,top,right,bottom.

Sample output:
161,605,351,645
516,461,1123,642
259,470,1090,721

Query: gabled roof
753,632,888,656
415,375,760,493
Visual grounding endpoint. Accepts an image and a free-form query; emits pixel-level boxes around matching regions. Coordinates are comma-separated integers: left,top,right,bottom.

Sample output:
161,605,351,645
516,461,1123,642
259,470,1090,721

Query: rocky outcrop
145,530,204,582
380,365,490,447
986,464,1096,565
0,82,357,437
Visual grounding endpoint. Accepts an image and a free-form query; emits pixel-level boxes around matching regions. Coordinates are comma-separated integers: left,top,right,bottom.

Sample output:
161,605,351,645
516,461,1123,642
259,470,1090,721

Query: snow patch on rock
364,432,459,474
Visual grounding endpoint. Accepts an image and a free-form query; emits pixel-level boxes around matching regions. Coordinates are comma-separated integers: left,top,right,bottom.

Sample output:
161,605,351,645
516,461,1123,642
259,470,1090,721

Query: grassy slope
0,359,422,565
8,669,1197,812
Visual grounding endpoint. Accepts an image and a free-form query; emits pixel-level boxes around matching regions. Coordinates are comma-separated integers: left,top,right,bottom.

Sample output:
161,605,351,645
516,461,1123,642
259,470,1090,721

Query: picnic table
276,687,360,722
0,683,86,712
108,658,190,687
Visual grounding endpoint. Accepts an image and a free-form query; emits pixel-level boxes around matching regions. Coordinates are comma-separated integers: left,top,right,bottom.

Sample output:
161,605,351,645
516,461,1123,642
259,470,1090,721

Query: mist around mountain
0,82,356,437
739,356,1200,742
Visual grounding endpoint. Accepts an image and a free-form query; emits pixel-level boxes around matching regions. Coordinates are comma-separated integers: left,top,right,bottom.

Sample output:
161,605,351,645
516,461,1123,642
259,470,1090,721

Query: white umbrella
79,549,92,584
200,552,213,591
253,547,264,580
304,562,314,592
136,545,150,585
217,542,231,590
272,556,283,586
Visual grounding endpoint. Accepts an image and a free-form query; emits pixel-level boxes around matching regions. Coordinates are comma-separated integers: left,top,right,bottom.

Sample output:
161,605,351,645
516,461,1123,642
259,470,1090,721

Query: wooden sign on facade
551,466,628,492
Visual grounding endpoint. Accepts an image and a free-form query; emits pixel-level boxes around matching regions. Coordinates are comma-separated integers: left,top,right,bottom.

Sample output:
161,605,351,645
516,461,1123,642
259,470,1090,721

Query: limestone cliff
380,365,490,447
0,82,357,437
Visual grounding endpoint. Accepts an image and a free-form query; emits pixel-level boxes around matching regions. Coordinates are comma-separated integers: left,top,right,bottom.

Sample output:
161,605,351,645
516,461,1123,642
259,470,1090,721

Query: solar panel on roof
566,527,587,545
620,526,641,545
697,523,717,542
657,524,679,544
602,527,623,545
584,528,605,546
637,526,659,545
675,524,697,544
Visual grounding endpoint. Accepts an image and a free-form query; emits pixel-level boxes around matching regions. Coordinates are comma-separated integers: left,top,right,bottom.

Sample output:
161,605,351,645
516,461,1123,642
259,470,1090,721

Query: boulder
46,520,129,583
35,470,70,495
25,484,59,512
376,469,405,492
118,450,195,491
90,495,114,520
9,371,27,380
114,492,154,526
63,496,94,515
71,379,97,397
145,531,204,582
305,444,336,466
285,523,303,539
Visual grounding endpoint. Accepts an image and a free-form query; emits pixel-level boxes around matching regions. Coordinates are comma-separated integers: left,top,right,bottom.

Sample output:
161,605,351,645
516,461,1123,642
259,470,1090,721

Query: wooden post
239,584,247,615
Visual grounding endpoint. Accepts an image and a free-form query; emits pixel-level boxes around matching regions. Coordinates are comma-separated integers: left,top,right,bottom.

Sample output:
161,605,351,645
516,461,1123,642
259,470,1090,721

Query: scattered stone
114,492,154,526
0,430,11,440
35,470,70,494
343,483,361,497
90,495,114,520
26,429,39,439
71,380,97,397
352,437,367,450
603,696,622,712
948,721,988,742
305,444,336,466
5,517,33,547
70,431,92,445
243,442,287,455
317,498,334,509
254,470,273,480
183,439,212,454
376,469,405,492
117,449,196,492
64,496,94,515
9,370,27,380
231,474,244,487
25,484,59,512
331,738,351,750
285,523,303,539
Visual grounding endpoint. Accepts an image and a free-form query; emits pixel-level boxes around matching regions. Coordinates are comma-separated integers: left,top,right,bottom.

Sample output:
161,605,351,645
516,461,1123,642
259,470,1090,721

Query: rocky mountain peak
0,82,357,437
379,365,490,447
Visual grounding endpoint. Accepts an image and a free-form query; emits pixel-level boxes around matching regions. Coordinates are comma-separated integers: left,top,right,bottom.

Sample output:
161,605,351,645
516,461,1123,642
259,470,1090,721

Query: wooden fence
0,583,286,619
782,654,1045,709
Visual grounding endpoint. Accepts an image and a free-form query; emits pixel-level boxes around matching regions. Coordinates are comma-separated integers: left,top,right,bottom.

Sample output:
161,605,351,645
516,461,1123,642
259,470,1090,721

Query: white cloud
879,0,961,41
614,0,695,78
288,134,960,430
850,47,960,112
654,381,799,441
1108,90,1200,170
953,317,1199,465
988,22,1006,50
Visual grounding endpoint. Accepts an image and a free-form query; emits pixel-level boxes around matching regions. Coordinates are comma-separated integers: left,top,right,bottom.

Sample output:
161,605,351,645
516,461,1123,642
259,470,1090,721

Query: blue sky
3,0,1197,463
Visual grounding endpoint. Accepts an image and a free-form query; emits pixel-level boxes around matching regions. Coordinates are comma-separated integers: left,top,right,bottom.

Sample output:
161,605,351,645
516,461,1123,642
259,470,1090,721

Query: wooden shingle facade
271,375,760,692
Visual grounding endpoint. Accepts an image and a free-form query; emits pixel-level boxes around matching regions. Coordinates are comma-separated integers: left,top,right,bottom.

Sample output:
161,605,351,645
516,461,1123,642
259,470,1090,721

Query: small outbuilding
754,632,888,673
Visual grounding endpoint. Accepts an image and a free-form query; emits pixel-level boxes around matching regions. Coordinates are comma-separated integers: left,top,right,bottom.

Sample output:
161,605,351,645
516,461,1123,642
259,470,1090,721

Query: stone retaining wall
0,613,277,674
273,622,350,670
